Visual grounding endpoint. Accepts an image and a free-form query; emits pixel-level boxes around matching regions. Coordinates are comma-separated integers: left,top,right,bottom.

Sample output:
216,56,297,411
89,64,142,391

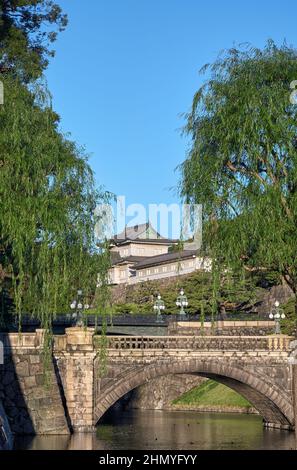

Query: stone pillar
63,328,96,433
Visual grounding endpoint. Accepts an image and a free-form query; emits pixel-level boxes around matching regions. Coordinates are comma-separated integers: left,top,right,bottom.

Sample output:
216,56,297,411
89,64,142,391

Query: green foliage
113,303,140,315
0,75,109,329
179,41,297,317
109,270,265,316
92,239,113,374
173,379,251,408
281,298,297,336
0,2,112,378
0,0,67,80
168,240,184,253
93,240,112,317
200,299,205,334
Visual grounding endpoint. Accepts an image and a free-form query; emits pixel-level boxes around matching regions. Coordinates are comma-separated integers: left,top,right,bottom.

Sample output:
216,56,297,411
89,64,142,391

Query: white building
107,222,211,285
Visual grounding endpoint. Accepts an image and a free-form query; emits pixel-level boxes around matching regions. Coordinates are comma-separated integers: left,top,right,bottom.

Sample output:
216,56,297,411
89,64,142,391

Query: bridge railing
96,335,294,352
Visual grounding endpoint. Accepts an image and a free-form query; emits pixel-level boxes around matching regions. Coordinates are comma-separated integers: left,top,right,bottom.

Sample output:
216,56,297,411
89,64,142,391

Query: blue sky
46,0,297,232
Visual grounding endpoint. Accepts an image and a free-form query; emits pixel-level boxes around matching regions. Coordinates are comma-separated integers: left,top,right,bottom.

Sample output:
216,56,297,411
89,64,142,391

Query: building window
188,261,194,267
162,266,167,273
154,268,159,274
139,271,143,277
146,269,151,275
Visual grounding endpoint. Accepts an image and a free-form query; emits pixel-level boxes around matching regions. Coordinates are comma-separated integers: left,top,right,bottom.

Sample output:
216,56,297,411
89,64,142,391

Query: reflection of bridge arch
94,359,294,429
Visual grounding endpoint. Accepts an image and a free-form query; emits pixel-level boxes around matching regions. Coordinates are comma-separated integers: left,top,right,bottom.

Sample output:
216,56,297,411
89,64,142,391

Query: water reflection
14,410,296,450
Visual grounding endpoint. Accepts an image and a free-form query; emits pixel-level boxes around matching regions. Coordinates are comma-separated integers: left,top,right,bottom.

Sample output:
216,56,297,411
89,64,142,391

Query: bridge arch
94,359,294,429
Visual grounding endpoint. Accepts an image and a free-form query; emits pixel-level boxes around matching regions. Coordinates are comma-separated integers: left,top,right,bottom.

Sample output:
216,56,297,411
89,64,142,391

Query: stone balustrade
95,334,294,352
2,331,292,353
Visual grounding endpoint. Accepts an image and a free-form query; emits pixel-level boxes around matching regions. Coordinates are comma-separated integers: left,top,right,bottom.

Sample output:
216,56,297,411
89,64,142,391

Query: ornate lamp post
269,300,285,334
153,294,165,323
70,289,90,327
176,288,188,319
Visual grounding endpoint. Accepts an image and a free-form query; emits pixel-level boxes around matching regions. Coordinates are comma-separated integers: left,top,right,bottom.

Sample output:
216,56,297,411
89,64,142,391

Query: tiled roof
111,255,147,267
113,222,158,241
134,250,198,270
113,238,177,246
111,221,178,245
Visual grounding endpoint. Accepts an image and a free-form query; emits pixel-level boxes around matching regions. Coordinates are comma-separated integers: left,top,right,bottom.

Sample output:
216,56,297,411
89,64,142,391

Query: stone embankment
0,330,69,437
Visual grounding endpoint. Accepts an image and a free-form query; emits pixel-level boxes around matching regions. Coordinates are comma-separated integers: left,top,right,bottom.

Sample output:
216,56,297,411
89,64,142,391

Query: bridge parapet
93,335,294,352
0,329,45,349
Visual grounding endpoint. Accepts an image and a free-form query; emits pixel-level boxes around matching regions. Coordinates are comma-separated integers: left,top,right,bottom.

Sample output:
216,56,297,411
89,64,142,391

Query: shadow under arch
94,359,294,429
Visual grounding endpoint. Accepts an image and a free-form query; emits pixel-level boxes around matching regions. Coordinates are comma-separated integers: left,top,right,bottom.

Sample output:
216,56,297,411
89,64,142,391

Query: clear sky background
45,0,297,232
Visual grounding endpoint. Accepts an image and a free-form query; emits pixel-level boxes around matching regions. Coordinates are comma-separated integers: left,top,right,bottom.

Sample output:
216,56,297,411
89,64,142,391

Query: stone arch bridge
55,329,297,432
1,328,297,435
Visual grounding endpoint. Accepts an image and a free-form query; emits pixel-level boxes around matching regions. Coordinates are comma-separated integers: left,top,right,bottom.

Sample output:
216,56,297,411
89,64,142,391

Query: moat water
14,409,296,450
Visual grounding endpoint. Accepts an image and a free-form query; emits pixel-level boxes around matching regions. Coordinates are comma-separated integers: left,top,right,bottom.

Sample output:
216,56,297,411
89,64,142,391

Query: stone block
15,360,29,377
29,364,42,375
22,334,37,348
65,328,94,348
29,355,41,364
23,375,37,388
35,374,46,386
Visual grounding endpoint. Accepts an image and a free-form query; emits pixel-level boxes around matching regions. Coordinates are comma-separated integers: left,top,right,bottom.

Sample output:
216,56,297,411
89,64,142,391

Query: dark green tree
0,74,108,329
179,41,297,319
0,0,67,80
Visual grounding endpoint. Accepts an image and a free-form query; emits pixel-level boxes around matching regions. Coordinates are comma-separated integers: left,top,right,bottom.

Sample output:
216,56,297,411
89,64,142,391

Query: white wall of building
132,257,211,284
110,242,170,259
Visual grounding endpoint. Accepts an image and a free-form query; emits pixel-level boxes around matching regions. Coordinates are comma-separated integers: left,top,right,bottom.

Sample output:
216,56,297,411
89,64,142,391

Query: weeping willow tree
0,74,110,336
0,2,112,383
179,41,297,324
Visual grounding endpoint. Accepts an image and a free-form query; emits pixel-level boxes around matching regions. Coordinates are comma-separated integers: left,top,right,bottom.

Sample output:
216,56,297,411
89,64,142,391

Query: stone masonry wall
0,331,69,435
127,374,205,410
257,284,295,317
